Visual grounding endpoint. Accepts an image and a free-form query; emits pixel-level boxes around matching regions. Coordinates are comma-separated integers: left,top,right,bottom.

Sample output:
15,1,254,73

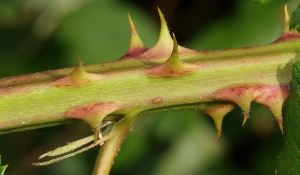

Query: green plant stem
92,114,135,175
0,38,299,135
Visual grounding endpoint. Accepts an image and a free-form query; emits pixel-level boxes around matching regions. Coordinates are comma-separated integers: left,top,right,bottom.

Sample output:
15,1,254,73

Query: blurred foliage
250,0,273,5
0,0,299,175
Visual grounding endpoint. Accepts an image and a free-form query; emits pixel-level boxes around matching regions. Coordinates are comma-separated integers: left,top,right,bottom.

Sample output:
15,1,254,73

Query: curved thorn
157,7,172,43
71,54,85,77
69,54,86,80
76,54,83,66
252,85,289,133
242,110,250,126
139,7,199,59
201,103,235,141
164,33,182,66
145,33,197,77
149,7,173,54
127,13,146,51
277,117,284,134
51,54,102,87
268,109,284,134
65,102,121,143
171,33,179,57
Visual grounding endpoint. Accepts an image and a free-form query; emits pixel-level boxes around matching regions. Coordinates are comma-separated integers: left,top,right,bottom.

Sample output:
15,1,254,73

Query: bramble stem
0,38,299,135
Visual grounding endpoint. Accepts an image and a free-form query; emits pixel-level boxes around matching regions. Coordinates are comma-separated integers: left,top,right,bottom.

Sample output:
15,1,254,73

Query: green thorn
150,7,173,53
127,13,146,50
71,54,86,78
164,33,184,68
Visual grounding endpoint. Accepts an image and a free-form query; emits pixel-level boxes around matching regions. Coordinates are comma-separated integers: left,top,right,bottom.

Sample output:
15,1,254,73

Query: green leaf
290,4,300,32
276,63,300,175
0,156,7,175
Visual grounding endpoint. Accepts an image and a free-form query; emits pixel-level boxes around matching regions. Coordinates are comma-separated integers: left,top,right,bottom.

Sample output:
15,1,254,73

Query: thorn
239,102,251,126
214,86,254,126
274,5,300,42
145,33,196,77
156,7,173,48
242,110,250,126
252,85,289,134
201,103,235,141
214,116,224,141
52,55,101,87
136,7,198,59
164,33,184,68
127,13,146,48
72,54,85,77
65,102,120,143
156,8,198,56
76,54,83,66
277,117,284,134
139,7,173,59
121,13,147,58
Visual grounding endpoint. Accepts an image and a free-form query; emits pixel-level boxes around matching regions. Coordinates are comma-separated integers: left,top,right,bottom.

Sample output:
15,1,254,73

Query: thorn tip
277,117,284,134
242,110,250,126
121,12,147,59
201,103,235,141
76,54,82,65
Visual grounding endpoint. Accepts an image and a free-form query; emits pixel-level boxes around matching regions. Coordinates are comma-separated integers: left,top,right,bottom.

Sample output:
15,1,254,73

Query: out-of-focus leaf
188,0,283,50
55,0,158,65
250,0,290,4
276,63,300,175
250,0,273,4
290,4,300,32
0,156,7,175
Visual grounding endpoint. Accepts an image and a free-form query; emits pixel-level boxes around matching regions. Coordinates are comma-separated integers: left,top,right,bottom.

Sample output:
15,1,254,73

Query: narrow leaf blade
0,156,7,175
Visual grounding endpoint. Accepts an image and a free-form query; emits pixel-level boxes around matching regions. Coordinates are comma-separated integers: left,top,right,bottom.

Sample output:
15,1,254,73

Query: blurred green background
0,0,299,174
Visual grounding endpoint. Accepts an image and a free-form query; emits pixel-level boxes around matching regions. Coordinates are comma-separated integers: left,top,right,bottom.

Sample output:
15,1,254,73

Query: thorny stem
0,39,299,134
0,6,300,175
